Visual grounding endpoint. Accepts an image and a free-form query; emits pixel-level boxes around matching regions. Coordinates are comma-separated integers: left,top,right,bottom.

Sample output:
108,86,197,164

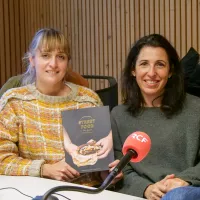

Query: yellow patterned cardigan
0,82,103,183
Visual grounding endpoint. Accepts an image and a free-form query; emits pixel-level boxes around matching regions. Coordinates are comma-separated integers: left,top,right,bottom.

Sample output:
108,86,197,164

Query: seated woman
111,34,200,199
0,28,122,186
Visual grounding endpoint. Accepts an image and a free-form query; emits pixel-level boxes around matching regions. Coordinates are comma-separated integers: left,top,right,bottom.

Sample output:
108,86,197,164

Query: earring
132,72,136,77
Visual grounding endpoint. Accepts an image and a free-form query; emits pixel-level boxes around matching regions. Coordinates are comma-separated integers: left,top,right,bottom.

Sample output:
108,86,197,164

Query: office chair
82,75,118,111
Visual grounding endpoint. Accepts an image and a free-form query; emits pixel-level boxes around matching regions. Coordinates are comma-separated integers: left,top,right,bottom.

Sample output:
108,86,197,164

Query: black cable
0,187,71,200
42,150,136,200
0,187,33,198
54,192,71,200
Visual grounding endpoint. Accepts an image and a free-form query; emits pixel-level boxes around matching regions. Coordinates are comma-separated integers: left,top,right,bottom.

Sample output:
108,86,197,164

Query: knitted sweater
0,82,102,178
111,94,200,198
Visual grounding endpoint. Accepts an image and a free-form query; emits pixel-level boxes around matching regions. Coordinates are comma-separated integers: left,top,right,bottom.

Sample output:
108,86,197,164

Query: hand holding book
41,159,80,182
100,159,123,185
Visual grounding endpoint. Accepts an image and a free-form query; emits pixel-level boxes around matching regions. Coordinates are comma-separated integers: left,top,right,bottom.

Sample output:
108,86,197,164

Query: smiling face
30,48,68,89
132,46,171,105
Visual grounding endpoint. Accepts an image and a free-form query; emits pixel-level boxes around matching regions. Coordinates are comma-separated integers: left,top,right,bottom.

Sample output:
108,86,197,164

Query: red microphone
123,131,151,162
98,131,151,190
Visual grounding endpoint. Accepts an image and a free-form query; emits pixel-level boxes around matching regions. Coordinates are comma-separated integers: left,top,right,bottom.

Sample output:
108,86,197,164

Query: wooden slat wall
1,0,200,102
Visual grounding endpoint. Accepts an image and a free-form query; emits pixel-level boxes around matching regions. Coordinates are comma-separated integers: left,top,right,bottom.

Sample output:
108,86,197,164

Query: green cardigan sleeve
0,75,23,98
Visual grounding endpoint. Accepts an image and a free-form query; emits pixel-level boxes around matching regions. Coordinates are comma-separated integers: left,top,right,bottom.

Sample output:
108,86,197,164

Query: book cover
61,106,114,173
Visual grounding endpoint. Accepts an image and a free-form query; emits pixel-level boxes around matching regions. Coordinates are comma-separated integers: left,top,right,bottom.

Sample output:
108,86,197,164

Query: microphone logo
131,133,148,143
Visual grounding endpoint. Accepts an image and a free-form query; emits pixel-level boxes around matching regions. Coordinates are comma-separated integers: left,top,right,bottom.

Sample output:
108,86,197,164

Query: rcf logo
132,133,148,143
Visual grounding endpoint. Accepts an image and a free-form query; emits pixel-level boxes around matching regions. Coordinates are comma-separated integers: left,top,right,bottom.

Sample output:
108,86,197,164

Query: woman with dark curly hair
112,34,200,199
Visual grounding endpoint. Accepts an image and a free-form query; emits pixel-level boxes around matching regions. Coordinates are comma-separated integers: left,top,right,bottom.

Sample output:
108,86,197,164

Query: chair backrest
82,75,118,111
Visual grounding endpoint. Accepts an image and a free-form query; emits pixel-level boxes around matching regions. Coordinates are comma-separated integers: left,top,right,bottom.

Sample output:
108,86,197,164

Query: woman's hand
164,178,189,192
96,131,113,159
144,174,175,200
42,159,80,182
100,159,123,184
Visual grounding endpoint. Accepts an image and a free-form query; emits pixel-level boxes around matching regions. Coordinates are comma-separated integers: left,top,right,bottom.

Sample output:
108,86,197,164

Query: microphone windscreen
122,131,151,162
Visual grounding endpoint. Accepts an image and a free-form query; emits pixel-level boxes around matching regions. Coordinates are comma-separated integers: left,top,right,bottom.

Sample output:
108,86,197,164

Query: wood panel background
1,0,200,102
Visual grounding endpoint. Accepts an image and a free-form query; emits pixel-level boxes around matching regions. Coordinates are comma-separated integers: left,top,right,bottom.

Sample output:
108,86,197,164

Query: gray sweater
111,94,200,198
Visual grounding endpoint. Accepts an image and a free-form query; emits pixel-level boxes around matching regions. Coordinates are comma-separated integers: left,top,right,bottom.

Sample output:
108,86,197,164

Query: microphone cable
0,187,71,200
0,187,33,198
42,149,136,200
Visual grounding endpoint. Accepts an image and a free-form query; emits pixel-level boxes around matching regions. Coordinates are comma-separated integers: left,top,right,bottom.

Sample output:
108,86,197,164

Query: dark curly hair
122,34,185,118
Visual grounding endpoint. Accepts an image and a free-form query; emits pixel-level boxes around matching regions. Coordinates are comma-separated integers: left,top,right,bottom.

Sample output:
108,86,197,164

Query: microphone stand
42,149,137,200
